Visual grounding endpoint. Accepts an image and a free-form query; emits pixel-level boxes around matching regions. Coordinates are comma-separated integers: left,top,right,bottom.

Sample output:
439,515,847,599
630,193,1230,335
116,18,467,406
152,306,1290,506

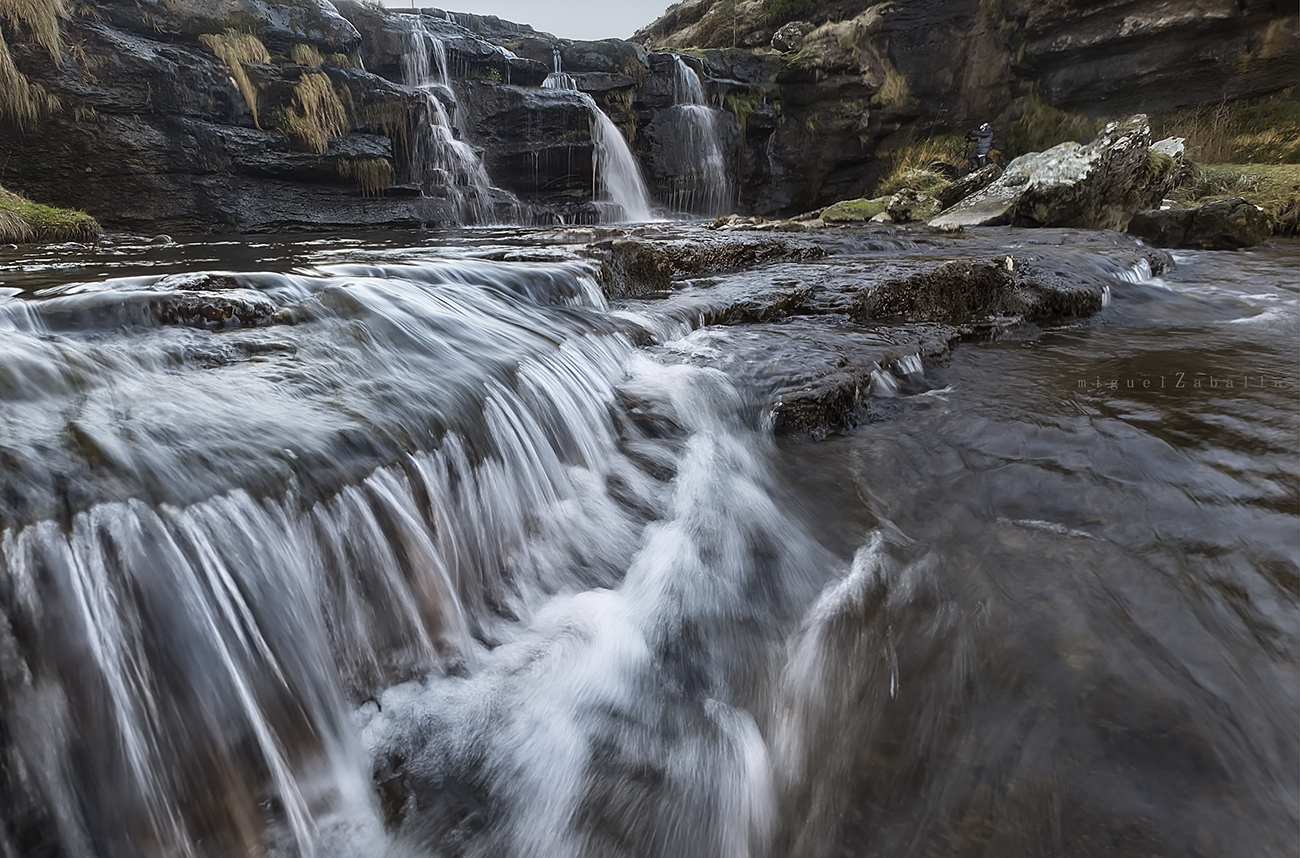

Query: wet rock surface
595,225,1166,436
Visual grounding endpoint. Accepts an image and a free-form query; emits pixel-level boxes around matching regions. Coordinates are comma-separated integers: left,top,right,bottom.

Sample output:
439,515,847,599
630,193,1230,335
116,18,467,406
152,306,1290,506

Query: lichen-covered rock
934,164,1003,209
770,20,813,52
1182,197,1273,250
886,189,941,223
930,115,1157,231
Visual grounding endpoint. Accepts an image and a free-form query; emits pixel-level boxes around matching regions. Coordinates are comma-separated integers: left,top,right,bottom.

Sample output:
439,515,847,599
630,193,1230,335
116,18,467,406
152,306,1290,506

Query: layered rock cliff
0,0,1293,232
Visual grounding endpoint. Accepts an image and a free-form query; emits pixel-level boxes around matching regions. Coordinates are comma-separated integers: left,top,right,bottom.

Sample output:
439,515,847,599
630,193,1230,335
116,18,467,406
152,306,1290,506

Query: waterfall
401,19,498,223
664,56,733,216
543,58,654,223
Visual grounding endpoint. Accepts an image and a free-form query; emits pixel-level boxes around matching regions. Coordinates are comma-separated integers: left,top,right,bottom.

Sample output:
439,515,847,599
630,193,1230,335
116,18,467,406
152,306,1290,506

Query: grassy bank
0,184,101,244
1172,163,1300,235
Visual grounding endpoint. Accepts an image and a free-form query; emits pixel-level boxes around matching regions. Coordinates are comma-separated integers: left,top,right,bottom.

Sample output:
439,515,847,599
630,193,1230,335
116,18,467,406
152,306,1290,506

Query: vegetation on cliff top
0,183,100,243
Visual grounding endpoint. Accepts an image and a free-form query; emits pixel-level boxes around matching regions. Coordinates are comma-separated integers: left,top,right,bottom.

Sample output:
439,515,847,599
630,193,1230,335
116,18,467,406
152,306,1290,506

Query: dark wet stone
1182,197,1273,250
1127,207,1196,247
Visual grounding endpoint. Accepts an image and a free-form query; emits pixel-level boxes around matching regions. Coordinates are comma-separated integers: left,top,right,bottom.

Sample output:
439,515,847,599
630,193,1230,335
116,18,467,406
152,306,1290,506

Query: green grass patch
1173,163,1300,235
0,184,100,243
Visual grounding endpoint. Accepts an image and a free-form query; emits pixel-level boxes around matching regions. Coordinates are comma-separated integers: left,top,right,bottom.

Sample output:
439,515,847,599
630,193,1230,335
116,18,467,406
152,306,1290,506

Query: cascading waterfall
663,56,732,216
543,54,654,222
0,251,833,858
401,19,499,223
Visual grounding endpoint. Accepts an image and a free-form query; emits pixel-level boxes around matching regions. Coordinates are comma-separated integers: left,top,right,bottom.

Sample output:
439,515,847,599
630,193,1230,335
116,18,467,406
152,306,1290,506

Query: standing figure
966,122,994,168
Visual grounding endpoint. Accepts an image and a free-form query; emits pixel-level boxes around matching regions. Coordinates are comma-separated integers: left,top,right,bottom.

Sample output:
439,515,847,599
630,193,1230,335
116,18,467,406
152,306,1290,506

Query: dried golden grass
200,29,270,128
0,0,66,128
290,43,323,68
1152,98,1300,165
874,135,966,196
278,72,346,154
337,157,393,196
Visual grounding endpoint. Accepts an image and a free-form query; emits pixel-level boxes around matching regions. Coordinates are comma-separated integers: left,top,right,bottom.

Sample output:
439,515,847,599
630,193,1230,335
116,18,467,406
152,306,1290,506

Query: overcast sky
378,1,672,41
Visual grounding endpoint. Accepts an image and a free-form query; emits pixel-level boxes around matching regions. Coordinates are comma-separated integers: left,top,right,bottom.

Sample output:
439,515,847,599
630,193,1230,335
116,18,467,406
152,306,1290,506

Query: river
0,227,1295,858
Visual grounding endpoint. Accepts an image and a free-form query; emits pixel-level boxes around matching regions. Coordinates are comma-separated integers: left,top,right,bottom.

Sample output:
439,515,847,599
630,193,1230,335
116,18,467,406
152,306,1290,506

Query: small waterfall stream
663,56,732,216
401,20,499,222
543,54,654,222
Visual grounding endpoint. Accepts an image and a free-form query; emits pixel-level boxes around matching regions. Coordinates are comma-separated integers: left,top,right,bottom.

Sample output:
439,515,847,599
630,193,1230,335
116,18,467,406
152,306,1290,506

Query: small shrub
764,0,819,27
200,29,270,128
275,72,347,154
337,157,393,197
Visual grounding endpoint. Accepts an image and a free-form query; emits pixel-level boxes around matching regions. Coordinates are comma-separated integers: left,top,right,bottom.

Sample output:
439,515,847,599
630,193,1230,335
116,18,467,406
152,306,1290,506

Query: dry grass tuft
290,43,323,68
1172,163,1300,236
200,29,270,128
874,136,966,196
1152,97,1300,165
1,0,67,128
277,72,347,154
337,157,394,196
873,68,910,108
1005,92,1103,157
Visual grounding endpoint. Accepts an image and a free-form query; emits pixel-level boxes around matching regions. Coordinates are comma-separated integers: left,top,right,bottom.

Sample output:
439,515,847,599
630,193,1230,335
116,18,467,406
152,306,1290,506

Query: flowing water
541,69,654,224
401,21,505,223
0,229,1295,858
660,58,733,217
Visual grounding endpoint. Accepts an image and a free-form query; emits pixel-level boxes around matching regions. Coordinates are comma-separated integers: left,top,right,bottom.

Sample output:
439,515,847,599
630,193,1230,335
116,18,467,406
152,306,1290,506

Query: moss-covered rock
820,196,889,222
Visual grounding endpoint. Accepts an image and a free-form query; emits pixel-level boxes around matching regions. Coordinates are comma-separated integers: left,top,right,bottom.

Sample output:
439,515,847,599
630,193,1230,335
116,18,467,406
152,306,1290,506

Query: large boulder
1182,197,1273,250
929,116,1176,231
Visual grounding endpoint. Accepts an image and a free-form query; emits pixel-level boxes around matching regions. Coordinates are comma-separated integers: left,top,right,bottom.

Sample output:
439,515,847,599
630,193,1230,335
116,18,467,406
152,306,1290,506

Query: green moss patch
820,196,889,222
0,184,100,244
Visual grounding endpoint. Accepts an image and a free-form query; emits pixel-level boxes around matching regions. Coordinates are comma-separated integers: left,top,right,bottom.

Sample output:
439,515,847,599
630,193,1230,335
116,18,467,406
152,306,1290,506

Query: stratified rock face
929,117,1181,231
98,0,362,52
636,0,1296,215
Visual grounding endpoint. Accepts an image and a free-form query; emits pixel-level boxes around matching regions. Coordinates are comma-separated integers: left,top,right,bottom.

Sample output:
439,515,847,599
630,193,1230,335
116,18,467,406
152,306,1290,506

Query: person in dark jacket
965,122,994,168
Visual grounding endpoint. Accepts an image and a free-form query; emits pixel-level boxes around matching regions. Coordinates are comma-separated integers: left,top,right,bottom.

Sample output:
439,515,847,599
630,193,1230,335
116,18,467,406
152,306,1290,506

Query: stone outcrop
929,116,1182,230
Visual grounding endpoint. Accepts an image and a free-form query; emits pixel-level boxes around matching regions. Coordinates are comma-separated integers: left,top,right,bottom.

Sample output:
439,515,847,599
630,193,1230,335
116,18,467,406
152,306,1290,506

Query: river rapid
0,227,1295,858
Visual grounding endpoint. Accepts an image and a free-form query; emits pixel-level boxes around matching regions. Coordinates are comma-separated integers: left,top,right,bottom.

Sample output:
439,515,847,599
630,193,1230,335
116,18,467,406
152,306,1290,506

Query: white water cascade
665,56,732,216
401,20,498,222
543,53,654,222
